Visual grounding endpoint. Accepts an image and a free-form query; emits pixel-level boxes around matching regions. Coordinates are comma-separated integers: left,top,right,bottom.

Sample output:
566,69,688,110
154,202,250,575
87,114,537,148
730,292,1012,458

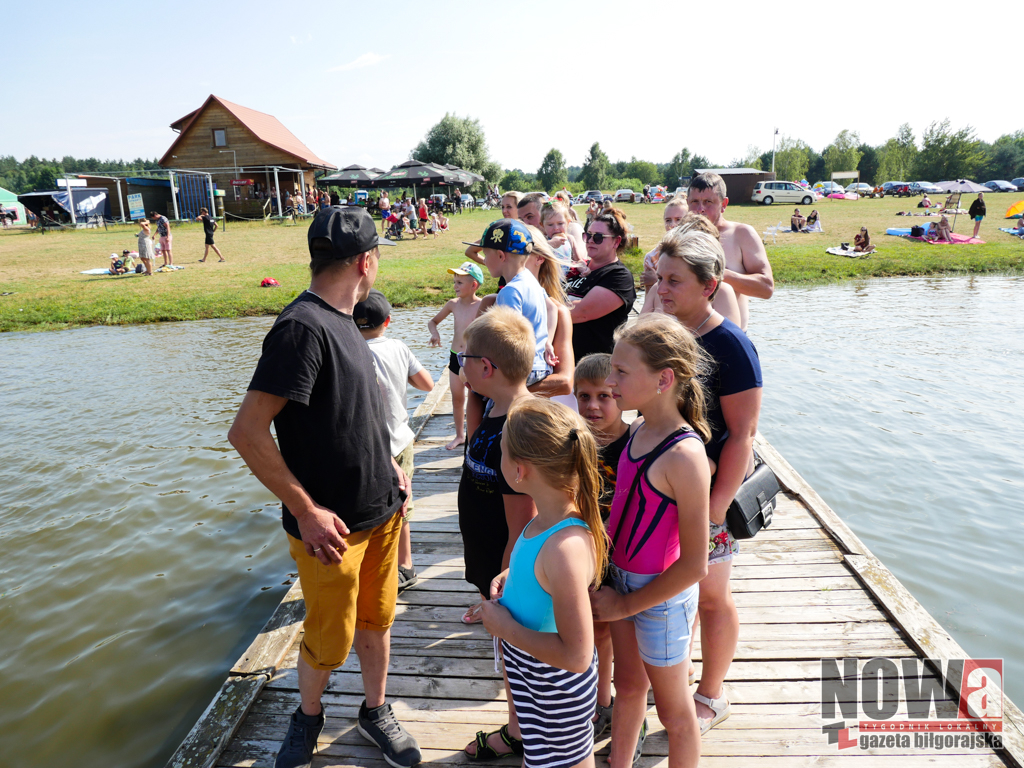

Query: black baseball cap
352,289,392,328
308,206,395,259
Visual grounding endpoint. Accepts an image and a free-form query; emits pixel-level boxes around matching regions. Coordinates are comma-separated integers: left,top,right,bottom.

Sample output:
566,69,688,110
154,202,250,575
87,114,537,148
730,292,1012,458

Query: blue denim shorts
609,564,699,667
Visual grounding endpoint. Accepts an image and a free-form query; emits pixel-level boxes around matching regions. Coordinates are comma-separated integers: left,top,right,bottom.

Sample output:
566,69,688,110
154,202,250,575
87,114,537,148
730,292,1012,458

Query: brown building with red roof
158,95,336,216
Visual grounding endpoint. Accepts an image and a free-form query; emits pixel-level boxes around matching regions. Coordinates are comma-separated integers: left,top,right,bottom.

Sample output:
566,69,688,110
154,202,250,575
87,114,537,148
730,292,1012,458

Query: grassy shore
1,194,1021,332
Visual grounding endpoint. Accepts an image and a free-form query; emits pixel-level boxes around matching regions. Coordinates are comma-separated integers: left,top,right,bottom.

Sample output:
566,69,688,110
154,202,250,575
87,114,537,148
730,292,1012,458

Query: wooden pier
169,384,1024,768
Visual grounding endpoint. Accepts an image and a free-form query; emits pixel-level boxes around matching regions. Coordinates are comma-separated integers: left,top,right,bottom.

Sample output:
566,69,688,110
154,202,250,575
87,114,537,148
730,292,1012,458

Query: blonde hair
613,314,711,443
463,306,535,384
665,194,688,210
524,225,568,304
540,200,570,227
553,190,578,221
675,211,720,239
504,398,608,587
573,353,612,391
501,191,522,205
658,229,726,300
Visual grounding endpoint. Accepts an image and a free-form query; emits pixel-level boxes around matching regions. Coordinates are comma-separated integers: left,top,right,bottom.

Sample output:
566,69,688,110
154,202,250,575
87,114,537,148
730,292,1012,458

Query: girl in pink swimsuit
589,313,712,768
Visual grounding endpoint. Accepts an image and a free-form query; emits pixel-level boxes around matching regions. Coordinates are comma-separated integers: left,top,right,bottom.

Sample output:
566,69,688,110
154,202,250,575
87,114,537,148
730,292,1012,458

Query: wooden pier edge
164,378,450,768
755,433,1024,768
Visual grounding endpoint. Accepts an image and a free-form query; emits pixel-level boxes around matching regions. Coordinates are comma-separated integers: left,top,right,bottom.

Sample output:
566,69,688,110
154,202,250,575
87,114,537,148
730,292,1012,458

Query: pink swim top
607,428,701,575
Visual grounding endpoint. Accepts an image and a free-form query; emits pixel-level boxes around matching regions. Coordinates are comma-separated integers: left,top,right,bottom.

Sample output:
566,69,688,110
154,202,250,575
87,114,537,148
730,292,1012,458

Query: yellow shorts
287,509,402,671
395,442,415,519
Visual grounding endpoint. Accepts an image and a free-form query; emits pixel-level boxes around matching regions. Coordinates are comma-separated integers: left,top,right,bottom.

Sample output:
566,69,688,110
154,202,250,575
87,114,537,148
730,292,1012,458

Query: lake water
0,277,1021,767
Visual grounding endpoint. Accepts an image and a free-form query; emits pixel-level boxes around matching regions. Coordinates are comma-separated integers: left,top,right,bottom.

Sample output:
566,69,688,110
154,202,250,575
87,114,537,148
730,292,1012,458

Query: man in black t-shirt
228,207,422,768
196,207,224,262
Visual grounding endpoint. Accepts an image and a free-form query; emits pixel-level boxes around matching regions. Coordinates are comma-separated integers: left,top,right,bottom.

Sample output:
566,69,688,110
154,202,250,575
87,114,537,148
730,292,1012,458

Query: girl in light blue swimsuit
477,398,608,768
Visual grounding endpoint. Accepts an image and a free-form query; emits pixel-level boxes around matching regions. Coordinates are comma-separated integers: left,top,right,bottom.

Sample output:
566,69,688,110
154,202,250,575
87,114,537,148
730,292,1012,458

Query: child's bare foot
446,435,466,450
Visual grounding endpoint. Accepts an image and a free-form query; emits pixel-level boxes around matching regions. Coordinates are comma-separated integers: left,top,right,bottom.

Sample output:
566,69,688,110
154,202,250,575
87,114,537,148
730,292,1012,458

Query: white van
751,181,814,206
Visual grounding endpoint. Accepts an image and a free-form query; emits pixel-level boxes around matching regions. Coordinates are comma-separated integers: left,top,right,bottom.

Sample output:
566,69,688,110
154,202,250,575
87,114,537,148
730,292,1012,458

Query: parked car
813,181,845,195
887,183,912,197
845,183,874,196
673,186,688,198
751,181,815,206
985,180,1018,193
909,182,942,195
881,181,906,195
583,190,604,203
613,189,638,203
1011,178,1024,191
602,194,614,203
429,193,447,206
460,193,475,208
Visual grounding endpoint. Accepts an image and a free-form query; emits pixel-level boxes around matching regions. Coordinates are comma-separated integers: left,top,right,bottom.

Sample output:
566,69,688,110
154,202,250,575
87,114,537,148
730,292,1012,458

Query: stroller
383,211,404,241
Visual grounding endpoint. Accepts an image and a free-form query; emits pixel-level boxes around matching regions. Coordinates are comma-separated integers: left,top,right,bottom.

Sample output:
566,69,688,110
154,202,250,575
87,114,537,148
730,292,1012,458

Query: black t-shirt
248,292,402,539
597,428,630,523
200,214,216,236
458,414,522,594
695,317,763,464
566,261,637,360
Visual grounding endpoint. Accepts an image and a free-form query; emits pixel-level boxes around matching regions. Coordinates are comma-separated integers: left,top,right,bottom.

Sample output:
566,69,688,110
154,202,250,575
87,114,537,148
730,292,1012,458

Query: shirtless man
687,172,773,330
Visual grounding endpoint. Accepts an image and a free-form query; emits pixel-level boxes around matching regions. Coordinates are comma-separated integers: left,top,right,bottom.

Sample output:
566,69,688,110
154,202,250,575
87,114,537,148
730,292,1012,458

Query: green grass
1,194,1021,332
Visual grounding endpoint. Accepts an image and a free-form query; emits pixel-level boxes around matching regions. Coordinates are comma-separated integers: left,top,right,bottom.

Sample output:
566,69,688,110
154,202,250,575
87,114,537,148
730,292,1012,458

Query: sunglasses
583,231,616,244
457,352,497,369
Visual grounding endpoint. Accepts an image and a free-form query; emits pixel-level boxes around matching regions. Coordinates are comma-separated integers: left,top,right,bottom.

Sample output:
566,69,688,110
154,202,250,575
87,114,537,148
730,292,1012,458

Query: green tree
875,124,918,183
662,149,691,187
979,132,1024,180
731,145,762,170
624,158,660,185
537,148,568,191
33,165,60,192
579,142,609,190
690,155,712,172
857,144,880,186
912,119,983,181
500,169,529,192
822,130,863,180
772,137,810,182
412,113,499,189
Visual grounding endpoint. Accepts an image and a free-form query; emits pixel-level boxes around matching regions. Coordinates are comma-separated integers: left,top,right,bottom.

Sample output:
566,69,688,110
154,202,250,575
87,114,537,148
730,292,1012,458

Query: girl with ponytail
589,313,712,768
477,398,606,768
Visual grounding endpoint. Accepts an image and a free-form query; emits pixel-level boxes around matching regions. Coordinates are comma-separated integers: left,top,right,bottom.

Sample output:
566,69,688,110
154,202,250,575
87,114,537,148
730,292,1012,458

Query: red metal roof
159,95,336,169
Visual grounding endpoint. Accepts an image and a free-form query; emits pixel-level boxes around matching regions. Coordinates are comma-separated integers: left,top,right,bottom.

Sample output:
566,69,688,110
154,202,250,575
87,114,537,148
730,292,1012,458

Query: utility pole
771,128,779,174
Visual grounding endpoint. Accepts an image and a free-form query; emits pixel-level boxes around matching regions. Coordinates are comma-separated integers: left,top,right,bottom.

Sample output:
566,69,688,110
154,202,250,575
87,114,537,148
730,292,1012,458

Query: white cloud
327,53,388,73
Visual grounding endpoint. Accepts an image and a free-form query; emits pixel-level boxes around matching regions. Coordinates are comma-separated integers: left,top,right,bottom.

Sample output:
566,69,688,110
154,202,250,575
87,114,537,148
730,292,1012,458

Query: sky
1,0,1017,174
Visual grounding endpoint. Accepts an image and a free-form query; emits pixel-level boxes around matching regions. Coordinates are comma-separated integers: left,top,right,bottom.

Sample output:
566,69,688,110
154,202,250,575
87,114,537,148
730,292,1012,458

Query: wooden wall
163,102,320,197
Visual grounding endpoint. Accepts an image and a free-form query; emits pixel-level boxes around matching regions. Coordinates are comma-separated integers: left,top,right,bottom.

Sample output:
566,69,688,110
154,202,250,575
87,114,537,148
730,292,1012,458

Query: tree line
0,155,162,195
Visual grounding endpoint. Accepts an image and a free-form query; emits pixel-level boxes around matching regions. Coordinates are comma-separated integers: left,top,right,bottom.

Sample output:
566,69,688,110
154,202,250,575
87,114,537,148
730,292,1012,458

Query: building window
213,129,227,147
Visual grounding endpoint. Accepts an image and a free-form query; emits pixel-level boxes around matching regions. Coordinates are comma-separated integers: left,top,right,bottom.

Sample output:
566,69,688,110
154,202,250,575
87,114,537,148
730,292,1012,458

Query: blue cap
480,219,533,256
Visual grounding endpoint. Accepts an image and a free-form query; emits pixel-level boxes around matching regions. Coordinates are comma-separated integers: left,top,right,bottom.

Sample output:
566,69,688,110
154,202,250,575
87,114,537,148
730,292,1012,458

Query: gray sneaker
357,700,422,768
274,705,325,768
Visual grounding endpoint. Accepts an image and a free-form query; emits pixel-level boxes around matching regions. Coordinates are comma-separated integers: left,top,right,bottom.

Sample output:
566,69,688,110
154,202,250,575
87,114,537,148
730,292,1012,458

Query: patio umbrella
935,179,989,194
1005,200,1024,219
371,160,461,201
319,164,381,187
935,180,988,230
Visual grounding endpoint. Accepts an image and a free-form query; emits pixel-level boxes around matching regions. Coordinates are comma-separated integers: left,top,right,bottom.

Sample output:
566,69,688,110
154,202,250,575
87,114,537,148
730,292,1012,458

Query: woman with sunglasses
853,227,875,254
566,207,637,361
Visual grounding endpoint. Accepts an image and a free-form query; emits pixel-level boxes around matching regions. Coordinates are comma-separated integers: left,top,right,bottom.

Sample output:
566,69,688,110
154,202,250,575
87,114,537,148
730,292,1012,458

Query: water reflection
0,280,1021,767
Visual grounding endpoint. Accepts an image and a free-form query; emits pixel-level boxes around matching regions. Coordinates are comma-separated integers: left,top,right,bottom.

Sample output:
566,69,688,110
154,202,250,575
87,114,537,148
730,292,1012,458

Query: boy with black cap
354,289,434,593
229,206,422,768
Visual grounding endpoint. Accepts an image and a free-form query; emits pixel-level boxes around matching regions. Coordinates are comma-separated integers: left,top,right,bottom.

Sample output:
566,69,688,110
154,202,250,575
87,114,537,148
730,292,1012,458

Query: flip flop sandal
632,717,648,765
465,724,524,761
461,605,483,624
694,691,731,735
593,697,613,740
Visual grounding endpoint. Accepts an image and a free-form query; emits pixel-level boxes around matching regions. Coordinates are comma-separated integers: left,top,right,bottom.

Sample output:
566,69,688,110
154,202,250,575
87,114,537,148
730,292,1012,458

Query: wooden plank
754,432,869,556
408,379,450,441
166,675,267,768
230,581,304,676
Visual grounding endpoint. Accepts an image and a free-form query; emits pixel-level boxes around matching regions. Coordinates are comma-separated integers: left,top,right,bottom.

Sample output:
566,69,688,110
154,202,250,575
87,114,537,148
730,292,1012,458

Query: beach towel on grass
80,268,141,276
826,246,871,258
999,228,1024,237
904,233,985,245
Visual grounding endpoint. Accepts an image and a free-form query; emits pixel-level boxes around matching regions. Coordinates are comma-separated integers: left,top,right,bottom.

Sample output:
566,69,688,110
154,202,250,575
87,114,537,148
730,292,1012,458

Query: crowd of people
229,171,776,768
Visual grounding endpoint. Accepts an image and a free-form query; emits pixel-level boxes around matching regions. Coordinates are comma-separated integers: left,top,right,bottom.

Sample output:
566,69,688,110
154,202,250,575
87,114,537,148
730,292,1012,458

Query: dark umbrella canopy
371,160,460,188
319,164,381,187
440,164,485,185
